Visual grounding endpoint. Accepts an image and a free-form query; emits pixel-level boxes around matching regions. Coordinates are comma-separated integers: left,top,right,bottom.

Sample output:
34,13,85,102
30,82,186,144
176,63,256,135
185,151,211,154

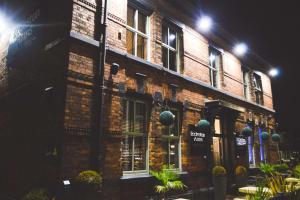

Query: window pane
162,47,168,68
169,50,177,71
127,30,135,55
138,12,146,33
133,136,147,170
127,6,135,27
169,28,177,49
163,140,179,169
122,136,133,171
137,35,147,59
129,101,134,132
162,25,168,45
214,119,221,134
135,102,146,133
169,140,179,168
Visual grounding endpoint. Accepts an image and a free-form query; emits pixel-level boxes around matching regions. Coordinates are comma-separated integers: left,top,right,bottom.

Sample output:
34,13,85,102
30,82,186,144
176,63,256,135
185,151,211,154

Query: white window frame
126,6,150,61
243,69,250,100
122,99,149,176
209,49,221,88
162,109,182,171
253,73,264,105
161,23,181,72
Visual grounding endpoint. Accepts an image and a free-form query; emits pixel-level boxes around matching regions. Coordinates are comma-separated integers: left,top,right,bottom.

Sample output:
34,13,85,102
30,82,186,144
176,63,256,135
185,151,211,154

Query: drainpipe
93,0,108,172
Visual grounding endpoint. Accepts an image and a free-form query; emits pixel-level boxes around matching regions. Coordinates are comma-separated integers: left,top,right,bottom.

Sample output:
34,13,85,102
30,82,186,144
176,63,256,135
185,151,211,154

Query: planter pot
235,176,248,187
269,193,286,200
213,175,227,200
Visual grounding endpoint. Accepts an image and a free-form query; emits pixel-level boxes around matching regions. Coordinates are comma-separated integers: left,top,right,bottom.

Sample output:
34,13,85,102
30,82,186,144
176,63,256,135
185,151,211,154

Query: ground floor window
162,109,181,169
121,99,148,174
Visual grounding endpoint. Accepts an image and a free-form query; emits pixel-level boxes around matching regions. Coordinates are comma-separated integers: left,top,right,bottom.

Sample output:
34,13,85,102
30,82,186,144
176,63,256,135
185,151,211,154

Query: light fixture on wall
268,68,280,77
111,63,120,75
233,43,248,56
198,16,213,32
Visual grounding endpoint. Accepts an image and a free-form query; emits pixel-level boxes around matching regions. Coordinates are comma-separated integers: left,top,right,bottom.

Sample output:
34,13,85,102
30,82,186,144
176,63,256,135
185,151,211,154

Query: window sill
120,171,188,180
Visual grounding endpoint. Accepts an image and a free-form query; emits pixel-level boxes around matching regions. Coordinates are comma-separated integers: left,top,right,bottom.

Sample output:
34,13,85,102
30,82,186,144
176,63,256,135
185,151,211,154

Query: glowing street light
198,16,213,32
233,43,248,56
269,68,280,77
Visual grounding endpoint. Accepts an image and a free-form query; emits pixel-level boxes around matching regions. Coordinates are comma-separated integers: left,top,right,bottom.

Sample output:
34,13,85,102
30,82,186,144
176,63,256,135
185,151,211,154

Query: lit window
253,74,263,105
243,68,250,100
162,23,182,72
162,109,181,169
126,6,149,60
121,99,148,173
209,48,222,88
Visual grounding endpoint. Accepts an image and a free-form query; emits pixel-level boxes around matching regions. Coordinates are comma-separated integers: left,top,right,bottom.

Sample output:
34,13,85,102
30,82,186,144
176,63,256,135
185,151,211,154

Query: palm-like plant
150,165,186,198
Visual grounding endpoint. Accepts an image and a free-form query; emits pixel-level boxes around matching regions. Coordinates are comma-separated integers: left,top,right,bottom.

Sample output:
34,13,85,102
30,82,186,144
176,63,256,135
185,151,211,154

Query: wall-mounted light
198,16,213,33
233,43,248,56
268,68,280,77
111,63,120,75
0,13,8,34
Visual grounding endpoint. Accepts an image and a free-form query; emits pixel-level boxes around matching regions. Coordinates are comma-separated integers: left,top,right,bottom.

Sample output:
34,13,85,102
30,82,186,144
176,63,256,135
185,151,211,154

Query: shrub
22,188,51,200
235,165,247,177
260,163,275,176
273,163,289,173
212,166,227,176
75,170,102,191
294,165,300,178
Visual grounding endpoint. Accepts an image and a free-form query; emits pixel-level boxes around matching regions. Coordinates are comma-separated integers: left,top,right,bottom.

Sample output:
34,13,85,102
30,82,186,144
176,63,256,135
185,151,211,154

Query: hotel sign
189,125,207,156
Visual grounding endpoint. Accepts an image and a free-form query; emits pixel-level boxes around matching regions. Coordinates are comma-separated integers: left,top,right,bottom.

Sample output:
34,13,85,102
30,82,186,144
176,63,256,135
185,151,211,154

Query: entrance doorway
212,118,224,166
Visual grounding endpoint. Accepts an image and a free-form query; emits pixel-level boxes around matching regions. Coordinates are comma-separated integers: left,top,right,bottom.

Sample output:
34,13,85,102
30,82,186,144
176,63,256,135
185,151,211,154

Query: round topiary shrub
235,166,247,177
75,170,102,192
22,188,50,200
196,119,210,133
272,133,281,142
261,132,269,141
241,127,252,137
159,111,175,126
212,166,227,177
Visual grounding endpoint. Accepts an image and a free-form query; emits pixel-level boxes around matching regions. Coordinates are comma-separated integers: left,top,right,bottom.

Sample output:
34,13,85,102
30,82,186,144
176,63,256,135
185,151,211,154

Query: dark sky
195,0,300,143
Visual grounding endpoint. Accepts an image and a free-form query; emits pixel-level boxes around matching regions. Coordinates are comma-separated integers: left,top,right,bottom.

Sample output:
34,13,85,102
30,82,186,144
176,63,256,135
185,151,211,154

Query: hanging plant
159,110,175,126
261,132,269,141
241,127,252,137
272,133,281,142
196,119,210,133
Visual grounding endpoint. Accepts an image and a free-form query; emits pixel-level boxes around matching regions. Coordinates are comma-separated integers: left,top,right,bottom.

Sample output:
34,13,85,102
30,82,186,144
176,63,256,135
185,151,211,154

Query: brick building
0,0,279,199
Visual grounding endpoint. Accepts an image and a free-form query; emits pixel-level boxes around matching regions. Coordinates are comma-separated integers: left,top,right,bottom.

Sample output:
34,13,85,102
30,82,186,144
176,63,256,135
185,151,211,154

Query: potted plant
212,166,227,200
74,170,102,200
150,165,186,200
235,165,248,187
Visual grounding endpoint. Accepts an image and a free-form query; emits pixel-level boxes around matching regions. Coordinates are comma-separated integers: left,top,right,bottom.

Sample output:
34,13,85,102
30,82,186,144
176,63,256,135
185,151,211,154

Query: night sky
193,0,300,148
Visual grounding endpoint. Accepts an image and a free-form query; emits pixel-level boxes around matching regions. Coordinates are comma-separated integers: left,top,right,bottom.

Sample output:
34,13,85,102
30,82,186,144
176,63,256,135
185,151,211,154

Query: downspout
94,0,108,171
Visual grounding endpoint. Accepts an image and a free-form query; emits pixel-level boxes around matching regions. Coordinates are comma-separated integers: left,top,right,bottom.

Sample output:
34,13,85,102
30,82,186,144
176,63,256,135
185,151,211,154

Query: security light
233,43,248,56
0,13,8,34
198,16,213,32
63,180,71,186
269,68,280,77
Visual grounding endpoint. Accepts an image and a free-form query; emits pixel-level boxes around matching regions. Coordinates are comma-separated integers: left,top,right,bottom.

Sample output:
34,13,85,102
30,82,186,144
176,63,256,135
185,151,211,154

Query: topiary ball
261,132,269,141
212,166,227,176
241,127,252,137
159,111,175,126
235,166,247,177
196,119,210,133
272,133,281,142
75,170,102,191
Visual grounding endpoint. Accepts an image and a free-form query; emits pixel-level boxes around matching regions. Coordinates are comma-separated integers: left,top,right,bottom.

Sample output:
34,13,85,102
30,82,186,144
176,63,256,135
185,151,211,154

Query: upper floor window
243,68,250,100
253,73,263,105
121,99,148,174
162,22,181,72
209,48,222,88
162,109,181,169
127,6,149,60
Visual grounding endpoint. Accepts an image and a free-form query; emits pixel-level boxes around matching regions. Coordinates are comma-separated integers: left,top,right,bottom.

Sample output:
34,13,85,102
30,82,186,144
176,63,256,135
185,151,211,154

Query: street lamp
233,43,248,56
198,16,213,32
